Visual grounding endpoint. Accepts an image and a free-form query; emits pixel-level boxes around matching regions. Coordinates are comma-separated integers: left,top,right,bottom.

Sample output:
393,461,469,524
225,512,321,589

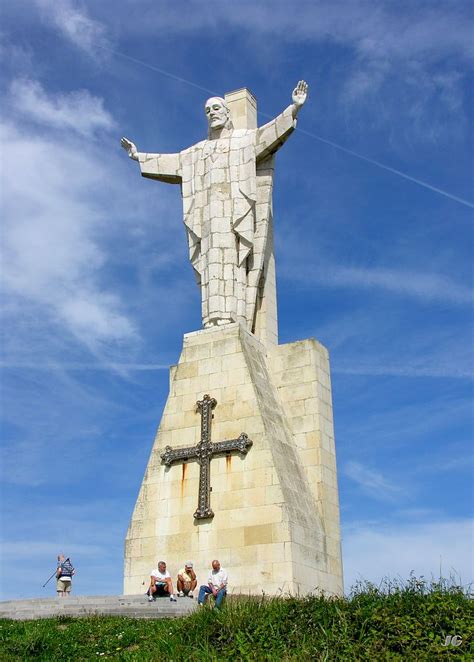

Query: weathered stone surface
225,88,257,130
124,324,343,597
121,83,309,345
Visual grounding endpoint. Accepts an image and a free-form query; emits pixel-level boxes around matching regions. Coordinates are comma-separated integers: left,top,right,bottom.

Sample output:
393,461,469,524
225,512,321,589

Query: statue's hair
206,96,228,110
206,96,234,136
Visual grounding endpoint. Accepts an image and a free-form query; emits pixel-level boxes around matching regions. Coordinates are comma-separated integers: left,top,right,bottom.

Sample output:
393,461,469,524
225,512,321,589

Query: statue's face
205,97,229,129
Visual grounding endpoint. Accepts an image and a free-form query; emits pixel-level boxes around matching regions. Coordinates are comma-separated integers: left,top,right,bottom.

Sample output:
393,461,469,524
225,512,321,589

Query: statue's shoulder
231,129,253,138
180,139,207,166
181,139,207,155
229,129,256,150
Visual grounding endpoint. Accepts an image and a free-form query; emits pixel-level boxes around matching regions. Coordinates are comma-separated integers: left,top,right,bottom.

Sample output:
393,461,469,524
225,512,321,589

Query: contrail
103,45,474,210
100,46,217,96
0,362,169,371
296,127,474,209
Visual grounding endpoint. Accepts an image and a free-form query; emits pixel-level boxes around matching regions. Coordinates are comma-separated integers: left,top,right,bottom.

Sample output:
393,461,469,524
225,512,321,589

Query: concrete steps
0,594,198,621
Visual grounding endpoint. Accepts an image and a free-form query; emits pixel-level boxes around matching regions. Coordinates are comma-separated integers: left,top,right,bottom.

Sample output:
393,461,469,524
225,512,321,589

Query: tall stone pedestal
124,323,343,596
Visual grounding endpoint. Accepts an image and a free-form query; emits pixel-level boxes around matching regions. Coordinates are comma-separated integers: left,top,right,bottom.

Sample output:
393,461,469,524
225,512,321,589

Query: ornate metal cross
160,394,252,520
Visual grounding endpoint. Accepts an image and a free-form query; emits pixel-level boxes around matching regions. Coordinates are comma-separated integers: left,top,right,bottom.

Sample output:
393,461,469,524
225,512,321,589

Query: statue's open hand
121,137,138,160
292,80,308,108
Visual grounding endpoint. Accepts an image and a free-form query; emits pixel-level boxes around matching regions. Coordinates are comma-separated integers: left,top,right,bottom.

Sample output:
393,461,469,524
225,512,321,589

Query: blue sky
0,0,472,600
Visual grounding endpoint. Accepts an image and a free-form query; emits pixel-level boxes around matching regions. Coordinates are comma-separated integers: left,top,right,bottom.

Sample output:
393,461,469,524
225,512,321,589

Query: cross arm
212,433,253,456
161,444,198,466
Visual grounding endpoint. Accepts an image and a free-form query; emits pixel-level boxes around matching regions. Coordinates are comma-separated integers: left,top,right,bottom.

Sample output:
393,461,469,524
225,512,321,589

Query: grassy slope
0,579,472,661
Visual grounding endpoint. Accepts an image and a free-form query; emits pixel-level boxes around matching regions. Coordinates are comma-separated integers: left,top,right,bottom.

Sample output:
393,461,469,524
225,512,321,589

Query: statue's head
205,97,233,133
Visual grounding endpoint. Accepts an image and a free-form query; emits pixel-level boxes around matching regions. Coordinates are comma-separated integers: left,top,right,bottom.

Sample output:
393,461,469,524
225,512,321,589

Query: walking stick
42,569,57,588
42,558,70,588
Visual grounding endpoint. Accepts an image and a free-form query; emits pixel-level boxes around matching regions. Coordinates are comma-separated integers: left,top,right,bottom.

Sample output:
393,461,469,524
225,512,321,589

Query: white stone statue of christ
121,81,308,330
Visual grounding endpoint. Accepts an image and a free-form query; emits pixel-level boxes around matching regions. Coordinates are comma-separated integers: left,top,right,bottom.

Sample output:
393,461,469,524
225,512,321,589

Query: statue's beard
208,118,234,138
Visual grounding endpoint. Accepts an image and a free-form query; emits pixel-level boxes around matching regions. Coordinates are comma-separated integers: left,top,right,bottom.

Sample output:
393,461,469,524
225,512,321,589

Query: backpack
59,559,74,578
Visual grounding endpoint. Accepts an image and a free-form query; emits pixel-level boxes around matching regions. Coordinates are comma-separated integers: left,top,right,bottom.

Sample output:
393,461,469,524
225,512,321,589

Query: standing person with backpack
56,554,75,597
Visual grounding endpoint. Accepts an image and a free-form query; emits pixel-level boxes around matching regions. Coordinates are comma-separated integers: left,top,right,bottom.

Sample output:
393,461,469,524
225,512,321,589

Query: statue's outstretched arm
120,136,182,185
255,81,308,161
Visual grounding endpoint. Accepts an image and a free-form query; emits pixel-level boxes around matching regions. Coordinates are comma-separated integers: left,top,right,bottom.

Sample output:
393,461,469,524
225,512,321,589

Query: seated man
177,561,197,598
147,561,177,602
197,559,227,608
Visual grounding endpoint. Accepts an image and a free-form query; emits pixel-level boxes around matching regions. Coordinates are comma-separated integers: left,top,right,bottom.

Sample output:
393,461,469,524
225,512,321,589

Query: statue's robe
138,105,296,329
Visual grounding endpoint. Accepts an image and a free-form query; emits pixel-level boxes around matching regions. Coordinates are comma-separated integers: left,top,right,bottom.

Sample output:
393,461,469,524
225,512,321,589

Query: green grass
0,577,472,661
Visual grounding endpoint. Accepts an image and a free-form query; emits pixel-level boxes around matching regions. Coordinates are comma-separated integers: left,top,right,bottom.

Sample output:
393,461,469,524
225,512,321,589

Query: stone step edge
0,607,195,614
0,600,195,608
1,611,191,621
0,603,196,611
0,594,147,606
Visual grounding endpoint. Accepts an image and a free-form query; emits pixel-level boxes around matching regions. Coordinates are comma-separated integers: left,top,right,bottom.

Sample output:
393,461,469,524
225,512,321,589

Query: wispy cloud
0,364,129,487
0,117,136,351
285,263,473,306
0,501,127,599
118,1,474,64
296,125,474,208
103,1,471,147
0,362,169,371
344,461,403,501
339,396,472,455
0,541,106,560
343,518,474,591
422,449,474,476
334,363,473,380
9,79,115,136
36,0,111,55
311,307,473,382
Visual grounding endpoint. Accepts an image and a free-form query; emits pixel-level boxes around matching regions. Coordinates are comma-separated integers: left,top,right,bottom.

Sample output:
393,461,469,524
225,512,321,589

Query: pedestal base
124,323,343,596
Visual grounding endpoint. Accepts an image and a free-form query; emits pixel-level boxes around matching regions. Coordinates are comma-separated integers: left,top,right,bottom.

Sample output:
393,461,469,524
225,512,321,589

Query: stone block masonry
124,323,343,596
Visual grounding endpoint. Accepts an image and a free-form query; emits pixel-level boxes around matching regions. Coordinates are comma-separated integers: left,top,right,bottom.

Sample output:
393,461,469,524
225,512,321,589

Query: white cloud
334,363,473,380
109,1,470,142
284,263,473,307
121,1,473,63
9,78,115,136
312,308,473,382
0,363,127,487
350,397,472,457
0,37,36,75
1,71,193,377
0,541,105,560
60,295,134,342
0,95,135,351
344,461,403,501
0,362,169,371
0,501,127,599
343,518,474,592
36,0,111,55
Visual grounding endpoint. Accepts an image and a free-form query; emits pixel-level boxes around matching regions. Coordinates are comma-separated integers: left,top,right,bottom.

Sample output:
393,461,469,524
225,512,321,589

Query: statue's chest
202,139,231,167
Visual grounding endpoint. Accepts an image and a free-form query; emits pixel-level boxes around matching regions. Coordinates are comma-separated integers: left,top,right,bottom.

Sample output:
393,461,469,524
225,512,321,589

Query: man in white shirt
147,561,177,602
197,559,228,608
